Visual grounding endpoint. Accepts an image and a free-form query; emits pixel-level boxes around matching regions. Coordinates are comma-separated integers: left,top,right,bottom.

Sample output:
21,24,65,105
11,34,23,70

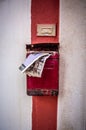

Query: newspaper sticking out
25,54,51,77
19,52,51,77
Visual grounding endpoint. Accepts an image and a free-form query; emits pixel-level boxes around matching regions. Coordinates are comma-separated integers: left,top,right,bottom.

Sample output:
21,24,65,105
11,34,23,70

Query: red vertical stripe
31,0,59,44
32,96,57,130
31,0,59,130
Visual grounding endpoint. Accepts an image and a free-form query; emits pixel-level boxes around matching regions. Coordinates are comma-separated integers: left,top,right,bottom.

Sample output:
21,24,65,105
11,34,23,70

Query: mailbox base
27,89,58,96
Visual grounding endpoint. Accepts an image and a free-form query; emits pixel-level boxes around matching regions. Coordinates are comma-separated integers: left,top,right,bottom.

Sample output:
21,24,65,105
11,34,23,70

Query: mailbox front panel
27,53,59,96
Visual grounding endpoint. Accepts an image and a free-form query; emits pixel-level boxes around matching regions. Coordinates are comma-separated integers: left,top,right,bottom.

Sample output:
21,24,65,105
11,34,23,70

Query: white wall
58,0,86,130
0,1,86,130
0,0,32,130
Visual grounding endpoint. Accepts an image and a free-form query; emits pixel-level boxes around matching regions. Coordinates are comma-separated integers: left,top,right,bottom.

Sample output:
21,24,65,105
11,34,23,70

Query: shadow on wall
0,0,6,2
82,56,86,130
59,55,66,97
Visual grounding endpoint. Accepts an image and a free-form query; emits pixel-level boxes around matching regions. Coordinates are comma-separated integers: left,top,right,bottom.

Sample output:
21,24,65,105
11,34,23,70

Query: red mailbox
26,43,59,96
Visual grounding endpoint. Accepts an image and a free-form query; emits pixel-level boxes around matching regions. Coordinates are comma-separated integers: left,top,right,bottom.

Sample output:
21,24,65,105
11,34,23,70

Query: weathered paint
58,0,86,130
31,0,59,44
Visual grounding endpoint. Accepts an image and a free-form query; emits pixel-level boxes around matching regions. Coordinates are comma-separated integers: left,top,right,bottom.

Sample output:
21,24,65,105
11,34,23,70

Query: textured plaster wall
58,0,86,130
0,0,32,130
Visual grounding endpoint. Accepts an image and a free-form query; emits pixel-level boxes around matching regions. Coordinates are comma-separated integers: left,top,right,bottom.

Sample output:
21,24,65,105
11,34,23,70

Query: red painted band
31,0,59,44
32,96,57,130
31,0,59,130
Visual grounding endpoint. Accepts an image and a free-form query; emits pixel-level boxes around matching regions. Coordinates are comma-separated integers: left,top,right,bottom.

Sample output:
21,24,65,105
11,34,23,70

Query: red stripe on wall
31,0,59,44
32,96,57,130
31,0,59,130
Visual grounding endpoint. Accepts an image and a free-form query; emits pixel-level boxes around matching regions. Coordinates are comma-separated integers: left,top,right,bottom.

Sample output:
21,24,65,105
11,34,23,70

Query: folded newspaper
19,52,51,77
